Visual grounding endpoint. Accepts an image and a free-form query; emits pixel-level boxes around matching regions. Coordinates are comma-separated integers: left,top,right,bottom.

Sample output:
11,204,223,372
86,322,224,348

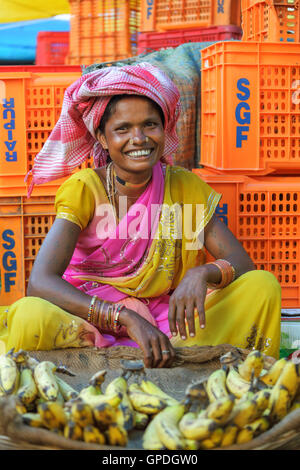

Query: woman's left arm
168,214,256,340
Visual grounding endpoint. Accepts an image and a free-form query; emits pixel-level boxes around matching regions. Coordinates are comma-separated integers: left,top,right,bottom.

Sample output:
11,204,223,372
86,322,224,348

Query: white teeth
127,149,152,157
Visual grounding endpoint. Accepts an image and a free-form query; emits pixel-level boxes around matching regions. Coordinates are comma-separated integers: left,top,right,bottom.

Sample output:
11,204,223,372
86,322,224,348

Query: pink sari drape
63,162,171,348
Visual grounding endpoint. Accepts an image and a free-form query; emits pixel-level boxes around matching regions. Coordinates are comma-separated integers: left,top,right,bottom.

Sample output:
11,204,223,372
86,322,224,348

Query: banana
199,427,224,449
237,350,264,382
179,411,217,441
134,410,149,430
79,384,122,409
220,423,239,447
205,367,229,403
226,366,251,399
33,361,60,401
37,401,68,430
0,352,19,395
185,439,200,450
274,360,300,400
140,378,179,406
143,416,165,450
106,423,128,447
88,369,107,389
92,402,117,430
15,400,28,414
83,425,106,445
105,376,135,431
22,412,45,428
259,357,288,386
16,366,38,406
230,399,259,428
55,375,78,401
268,384,291,422
70,401,94,428
128,382,167,415
236,416,270,444
202,394,235,425
153,403,187,450
64,420,83,441
251,389,271,415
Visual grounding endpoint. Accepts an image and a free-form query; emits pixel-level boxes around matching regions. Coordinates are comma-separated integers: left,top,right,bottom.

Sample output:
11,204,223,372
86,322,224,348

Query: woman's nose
130,129,148,144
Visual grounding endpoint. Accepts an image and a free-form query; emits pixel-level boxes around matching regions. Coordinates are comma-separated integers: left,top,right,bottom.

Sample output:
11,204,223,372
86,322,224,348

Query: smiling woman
0,63,282,364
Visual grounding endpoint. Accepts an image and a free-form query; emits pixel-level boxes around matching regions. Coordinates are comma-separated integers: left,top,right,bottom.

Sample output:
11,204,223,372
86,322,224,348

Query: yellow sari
0,165,282,358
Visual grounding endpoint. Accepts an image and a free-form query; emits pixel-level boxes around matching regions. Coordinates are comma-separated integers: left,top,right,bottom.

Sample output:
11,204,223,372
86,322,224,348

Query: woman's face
97,96,165,179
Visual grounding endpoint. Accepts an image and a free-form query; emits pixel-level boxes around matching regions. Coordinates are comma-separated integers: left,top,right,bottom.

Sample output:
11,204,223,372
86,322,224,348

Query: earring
129,138,134,145
145,136,149,143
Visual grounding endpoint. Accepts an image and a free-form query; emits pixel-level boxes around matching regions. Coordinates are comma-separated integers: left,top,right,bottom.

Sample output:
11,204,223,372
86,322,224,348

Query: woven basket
0,344,299,450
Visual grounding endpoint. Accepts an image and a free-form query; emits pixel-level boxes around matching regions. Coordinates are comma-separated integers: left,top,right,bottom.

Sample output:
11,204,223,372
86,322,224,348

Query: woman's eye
145,121,157,127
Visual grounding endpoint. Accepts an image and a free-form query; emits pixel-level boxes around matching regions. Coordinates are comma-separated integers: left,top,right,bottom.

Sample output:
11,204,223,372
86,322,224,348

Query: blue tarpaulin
0,15,70,63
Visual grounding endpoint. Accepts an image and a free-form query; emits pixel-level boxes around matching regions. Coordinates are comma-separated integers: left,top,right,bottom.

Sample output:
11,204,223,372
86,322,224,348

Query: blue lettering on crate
2,98,17,162
217,0,225,13
147,0,154,19
1,229,16,292
236,78,250,148
215,203,228,226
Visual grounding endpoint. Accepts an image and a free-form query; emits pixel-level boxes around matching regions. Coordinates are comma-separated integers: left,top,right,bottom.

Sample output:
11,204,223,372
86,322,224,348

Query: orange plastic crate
140,0,241,32
35,32,70,66
67,0,141,66
0,195,55,305
241,0,300,42
200,41,300,175
0,70,97,197
193,168,300,308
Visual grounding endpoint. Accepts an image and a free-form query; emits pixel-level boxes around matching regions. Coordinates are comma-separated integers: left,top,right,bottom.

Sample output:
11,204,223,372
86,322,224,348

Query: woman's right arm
27,217,92,319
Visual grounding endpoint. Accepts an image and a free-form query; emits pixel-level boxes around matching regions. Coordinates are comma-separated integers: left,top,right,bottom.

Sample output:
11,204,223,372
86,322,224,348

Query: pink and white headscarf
25,62,181,197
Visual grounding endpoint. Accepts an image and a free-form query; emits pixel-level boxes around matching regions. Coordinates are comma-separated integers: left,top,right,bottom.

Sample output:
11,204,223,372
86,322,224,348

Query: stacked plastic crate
0,66,83,305
66,0,141,66
193,0,300,316
137,0,243,54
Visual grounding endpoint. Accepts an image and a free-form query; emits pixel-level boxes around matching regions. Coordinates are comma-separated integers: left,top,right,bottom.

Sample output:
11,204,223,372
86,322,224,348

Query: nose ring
129,136,149,145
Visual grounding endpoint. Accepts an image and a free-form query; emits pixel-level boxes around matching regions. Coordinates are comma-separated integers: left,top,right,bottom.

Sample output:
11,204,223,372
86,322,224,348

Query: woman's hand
168,266,211,340
119,308,176,368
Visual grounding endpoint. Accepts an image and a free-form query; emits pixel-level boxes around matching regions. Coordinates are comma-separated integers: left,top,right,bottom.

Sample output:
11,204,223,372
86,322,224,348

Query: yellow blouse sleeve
54,176,95,230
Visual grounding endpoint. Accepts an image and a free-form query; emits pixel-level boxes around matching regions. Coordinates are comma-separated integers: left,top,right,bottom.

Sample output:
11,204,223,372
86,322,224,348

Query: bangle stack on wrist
206,259,235,289
87,295,126,335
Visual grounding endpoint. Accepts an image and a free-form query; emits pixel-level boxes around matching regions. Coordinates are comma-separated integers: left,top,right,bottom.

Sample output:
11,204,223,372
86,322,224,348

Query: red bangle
206,259,235,289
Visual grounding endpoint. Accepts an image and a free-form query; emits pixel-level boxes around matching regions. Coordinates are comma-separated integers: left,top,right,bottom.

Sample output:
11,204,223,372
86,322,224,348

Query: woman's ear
96,129,108,150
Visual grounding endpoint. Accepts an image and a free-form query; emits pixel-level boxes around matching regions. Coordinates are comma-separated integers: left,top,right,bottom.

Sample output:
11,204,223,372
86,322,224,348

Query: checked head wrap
25,62,181,197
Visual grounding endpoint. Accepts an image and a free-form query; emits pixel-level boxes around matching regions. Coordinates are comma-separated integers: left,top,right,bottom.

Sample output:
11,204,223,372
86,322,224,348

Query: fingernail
172,332,177,336
201,324,205,329
181,336,186,340
190,333,195,337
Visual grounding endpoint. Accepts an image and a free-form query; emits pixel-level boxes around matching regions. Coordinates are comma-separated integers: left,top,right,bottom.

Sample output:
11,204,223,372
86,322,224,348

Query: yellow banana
179,411,217,441
251,389,271,414
16,366,38,406
259,357,288,386
274,360,300,400
134,410,149,430
70,401,94,428
79,384,122,409
105,376,135,431
106,423,128,447
153,403,187,450
205,367,229,403
15,400,28,414
83,425,106,445
226,366,251,399
143,416,165,450
64,420,83,441
220,423,239,447
0,352,19,395
140,378,179,406
37,401,68,430
88,369,107,389
230,399,259,428
237,350,264,382
202,394,235,425
128,382,167,415
236,416,270,444
55,375,78,401
269,384,291,422
33,361,60,401
22,412,45,428
199,427,224,449
92,402,117,430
